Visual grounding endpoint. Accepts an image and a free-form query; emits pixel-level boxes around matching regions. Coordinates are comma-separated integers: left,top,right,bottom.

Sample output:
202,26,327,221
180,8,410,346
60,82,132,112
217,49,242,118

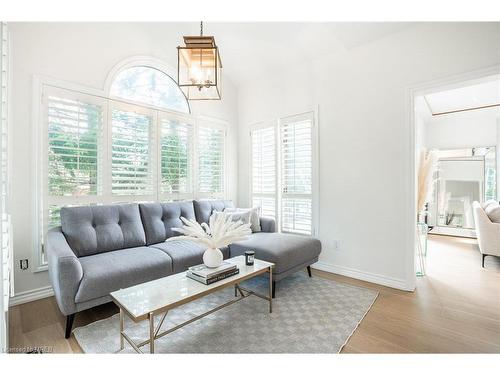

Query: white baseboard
9,286,54,307
312,261,412,291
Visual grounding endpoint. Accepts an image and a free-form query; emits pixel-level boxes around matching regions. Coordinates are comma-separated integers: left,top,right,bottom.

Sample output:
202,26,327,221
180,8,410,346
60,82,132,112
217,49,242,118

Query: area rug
73,272,378,353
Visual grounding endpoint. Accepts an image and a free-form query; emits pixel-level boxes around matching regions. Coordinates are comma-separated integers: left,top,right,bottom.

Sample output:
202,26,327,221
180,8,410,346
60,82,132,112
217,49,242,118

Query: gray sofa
47,199,321,338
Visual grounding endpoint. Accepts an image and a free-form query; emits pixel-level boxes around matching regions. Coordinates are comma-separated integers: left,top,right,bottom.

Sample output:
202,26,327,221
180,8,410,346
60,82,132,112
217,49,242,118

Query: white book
188,261,237,279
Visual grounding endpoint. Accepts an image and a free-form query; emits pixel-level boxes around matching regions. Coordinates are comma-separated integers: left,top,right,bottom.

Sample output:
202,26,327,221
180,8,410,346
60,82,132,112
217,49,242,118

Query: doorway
414,72,500,277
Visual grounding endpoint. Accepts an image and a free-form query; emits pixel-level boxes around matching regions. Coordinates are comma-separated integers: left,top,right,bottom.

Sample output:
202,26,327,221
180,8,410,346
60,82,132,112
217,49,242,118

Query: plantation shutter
1,22,10,348
111,105,154,196
280,113,314,235
159,115,193,196
251,125,277,219
47,96,102,197
197,124,225,196
45,88,105,233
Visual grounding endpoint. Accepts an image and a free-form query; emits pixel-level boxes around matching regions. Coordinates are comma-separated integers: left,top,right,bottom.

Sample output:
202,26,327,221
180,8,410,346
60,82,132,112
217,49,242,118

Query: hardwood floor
8,234,500,353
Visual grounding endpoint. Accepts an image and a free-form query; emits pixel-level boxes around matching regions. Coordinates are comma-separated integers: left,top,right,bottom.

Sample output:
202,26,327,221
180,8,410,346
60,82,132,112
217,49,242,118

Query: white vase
203,248,223,268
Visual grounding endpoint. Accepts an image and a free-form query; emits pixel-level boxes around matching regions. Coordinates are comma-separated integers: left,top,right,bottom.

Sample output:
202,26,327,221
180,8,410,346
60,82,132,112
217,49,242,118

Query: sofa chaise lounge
47,199,321,338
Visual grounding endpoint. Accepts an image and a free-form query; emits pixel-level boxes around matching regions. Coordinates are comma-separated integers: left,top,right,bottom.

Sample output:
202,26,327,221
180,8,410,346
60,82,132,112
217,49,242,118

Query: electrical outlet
332,240,340,251
20,259,29,270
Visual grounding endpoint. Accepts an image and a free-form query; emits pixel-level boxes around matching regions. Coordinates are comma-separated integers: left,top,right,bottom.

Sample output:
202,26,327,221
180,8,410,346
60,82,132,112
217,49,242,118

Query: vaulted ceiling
152,22,416,87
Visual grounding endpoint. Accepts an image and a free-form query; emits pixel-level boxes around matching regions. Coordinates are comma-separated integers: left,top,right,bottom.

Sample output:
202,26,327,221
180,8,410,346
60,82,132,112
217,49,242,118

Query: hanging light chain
200,21,203,36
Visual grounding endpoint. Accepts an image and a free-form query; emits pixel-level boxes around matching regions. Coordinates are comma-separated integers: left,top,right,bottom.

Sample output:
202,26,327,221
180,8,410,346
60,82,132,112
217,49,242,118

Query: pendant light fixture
177,21,222,100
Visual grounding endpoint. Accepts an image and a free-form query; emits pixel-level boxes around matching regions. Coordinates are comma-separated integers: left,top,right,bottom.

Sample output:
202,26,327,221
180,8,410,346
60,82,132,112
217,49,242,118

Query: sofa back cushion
139,201,196,245
60,204,146,257
485,202,500,223
193,200,234,224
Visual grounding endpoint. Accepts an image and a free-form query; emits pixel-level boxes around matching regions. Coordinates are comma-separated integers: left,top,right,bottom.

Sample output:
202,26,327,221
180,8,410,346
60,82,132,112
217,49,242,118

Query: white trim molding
9,286,54,307
312,261,412,292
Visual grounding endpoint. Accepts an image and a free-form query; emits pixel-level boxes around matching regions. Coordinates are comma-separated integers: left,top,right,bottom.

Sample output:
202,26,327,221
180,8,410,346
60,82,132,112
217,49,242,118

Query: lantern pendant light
177,21,222,100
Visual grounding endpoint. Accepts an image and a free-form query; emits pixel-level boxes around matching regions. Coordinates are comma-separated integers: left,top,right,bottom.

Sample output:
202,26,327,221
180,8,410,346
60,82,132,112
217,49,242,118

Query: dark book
187,268,240,285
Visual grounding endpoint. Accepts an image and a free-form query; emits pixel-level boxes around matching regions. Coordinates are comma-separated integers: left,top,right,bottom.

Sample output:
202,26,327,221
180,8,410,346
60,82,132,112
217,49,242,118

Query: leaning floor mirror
426,147,496,238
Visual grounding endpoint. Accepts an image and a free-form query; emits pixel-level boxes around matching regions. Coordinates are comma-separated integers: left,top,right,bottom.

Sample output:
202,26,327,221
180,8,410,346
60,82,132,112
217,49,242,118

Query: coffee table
110,255,274,353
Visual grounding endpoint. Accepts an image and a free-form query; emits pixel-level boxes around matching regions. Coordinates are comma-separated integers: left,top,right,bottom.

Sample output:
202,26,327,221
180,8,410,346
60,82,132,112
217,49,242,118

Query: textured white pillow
481,199,498,210
224,207,261,232
213,210,252,225
485,203,500,223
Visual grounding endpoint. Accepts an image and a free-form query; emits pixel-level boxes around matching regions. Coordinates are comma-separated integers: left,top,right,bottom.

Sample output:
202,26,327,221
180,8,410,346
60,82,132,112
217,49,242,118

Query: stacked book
187,261,239,285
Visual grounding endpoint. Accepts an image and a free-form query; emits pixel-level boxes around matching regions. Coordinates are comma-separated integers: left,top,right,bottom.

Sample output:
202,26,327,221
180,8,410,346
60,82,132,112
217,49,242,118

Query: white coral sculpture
167,213,252,249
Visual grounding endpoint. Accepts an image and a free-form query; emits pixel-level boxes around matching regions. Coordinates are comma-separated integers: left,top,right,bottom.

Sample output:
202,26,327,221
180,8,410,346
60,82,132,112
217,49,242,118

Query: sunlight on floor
419,234,500,305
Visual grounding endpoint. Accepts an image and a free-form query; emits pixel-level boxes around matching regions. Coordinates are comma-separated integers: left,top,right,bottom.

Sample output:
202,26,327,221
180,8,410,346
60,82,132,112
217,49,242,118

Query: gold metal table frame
117,265,273,354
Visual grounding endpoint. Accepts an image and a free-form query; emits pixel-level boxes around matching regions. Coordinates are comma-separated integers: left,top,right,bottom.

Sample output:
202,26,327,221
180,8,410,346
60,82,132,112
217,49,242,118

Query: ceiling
424,79,500,116
162,22,415,86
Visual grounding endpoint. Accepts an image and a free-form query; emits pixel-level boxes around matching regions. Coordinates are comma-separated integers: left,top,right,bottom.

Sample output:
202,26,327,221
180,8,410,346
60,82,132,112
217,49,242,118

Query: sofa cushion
224,207,262,232
61,204,146,257
229,232,321,274
75,246,172,303
485,203,500,223
139,202,197,245
150,240,230,273
193,200,234,224
481,199,498,210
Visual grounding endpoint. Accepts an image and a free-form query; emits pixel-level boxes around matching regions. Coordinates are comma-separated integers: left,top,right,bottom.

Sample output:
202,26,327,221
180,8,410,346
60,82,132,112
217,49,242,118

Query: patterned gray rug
73,272,378,353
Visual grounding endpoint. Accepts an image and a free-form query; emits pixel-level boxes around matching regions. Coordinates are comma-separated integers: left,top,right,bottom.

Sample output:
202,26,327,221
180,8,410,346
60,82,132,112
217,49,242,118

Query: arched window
109,66,190,114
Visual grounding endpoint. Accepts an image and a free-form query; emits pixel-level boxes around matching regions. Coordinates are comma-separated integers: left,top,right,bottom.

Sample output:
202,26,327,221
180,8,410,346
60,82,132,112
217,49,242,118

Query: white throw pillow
213,210,252,225
481,199,498,210
485,203,500,223
224,207,262,232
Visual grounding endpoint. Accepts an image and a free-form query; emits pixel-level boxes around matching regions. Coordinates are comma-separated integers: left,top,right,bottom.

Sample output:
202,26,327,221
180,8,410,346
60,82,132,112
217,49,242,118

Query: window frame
33,74,227,271
104,56,191,115
249,121,279,223
249,110,319,237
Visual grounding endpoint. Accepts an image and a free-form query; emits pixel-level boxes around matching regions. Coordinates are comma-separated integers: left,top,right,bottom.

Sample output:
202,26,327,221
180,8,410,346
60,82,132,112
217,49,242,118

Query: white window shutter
251,125,277,219
111,106,154,196
197,125,225,196
160,116,193,196
280,114,313,235
47,96,103,197
1,22,10,341
44,89,106,234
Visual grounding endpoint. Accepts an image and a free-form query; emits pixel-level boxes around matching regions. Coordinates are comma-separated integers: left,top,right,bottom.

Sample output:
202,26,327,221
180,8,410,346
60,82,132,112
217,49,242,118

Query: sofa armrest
47,227,83,316
260,217,276,233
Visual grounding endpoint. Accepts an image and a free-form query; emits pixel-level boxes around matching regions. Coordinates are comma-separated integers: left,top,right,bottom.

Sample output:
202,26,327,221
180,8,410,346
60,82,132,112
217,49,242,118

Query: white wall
8,23,239,295
237,23,500,290
415,96,431,159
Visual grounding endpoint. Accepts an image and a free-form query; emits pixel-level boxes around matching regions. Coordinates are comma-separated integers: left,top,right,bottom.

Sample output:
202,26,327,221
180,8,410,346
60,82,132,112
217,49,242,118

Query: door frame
406,64,500,291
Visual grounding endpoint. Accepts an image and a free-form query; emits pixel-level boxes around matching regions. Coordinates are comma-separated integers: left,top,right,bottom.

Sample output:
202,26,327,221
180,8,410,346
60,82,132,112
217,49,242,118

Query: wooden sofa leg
482,254,486,268
272,281,276,299
65,314,75,339
307,265,312,277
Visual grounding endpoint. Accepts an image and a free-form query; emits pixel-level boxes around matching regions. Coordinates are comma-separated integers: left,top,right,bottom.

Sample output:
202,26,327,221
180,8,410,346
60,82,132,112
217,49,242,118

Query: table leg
268,266,273,313
149,312,155,354
119,308,124,350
